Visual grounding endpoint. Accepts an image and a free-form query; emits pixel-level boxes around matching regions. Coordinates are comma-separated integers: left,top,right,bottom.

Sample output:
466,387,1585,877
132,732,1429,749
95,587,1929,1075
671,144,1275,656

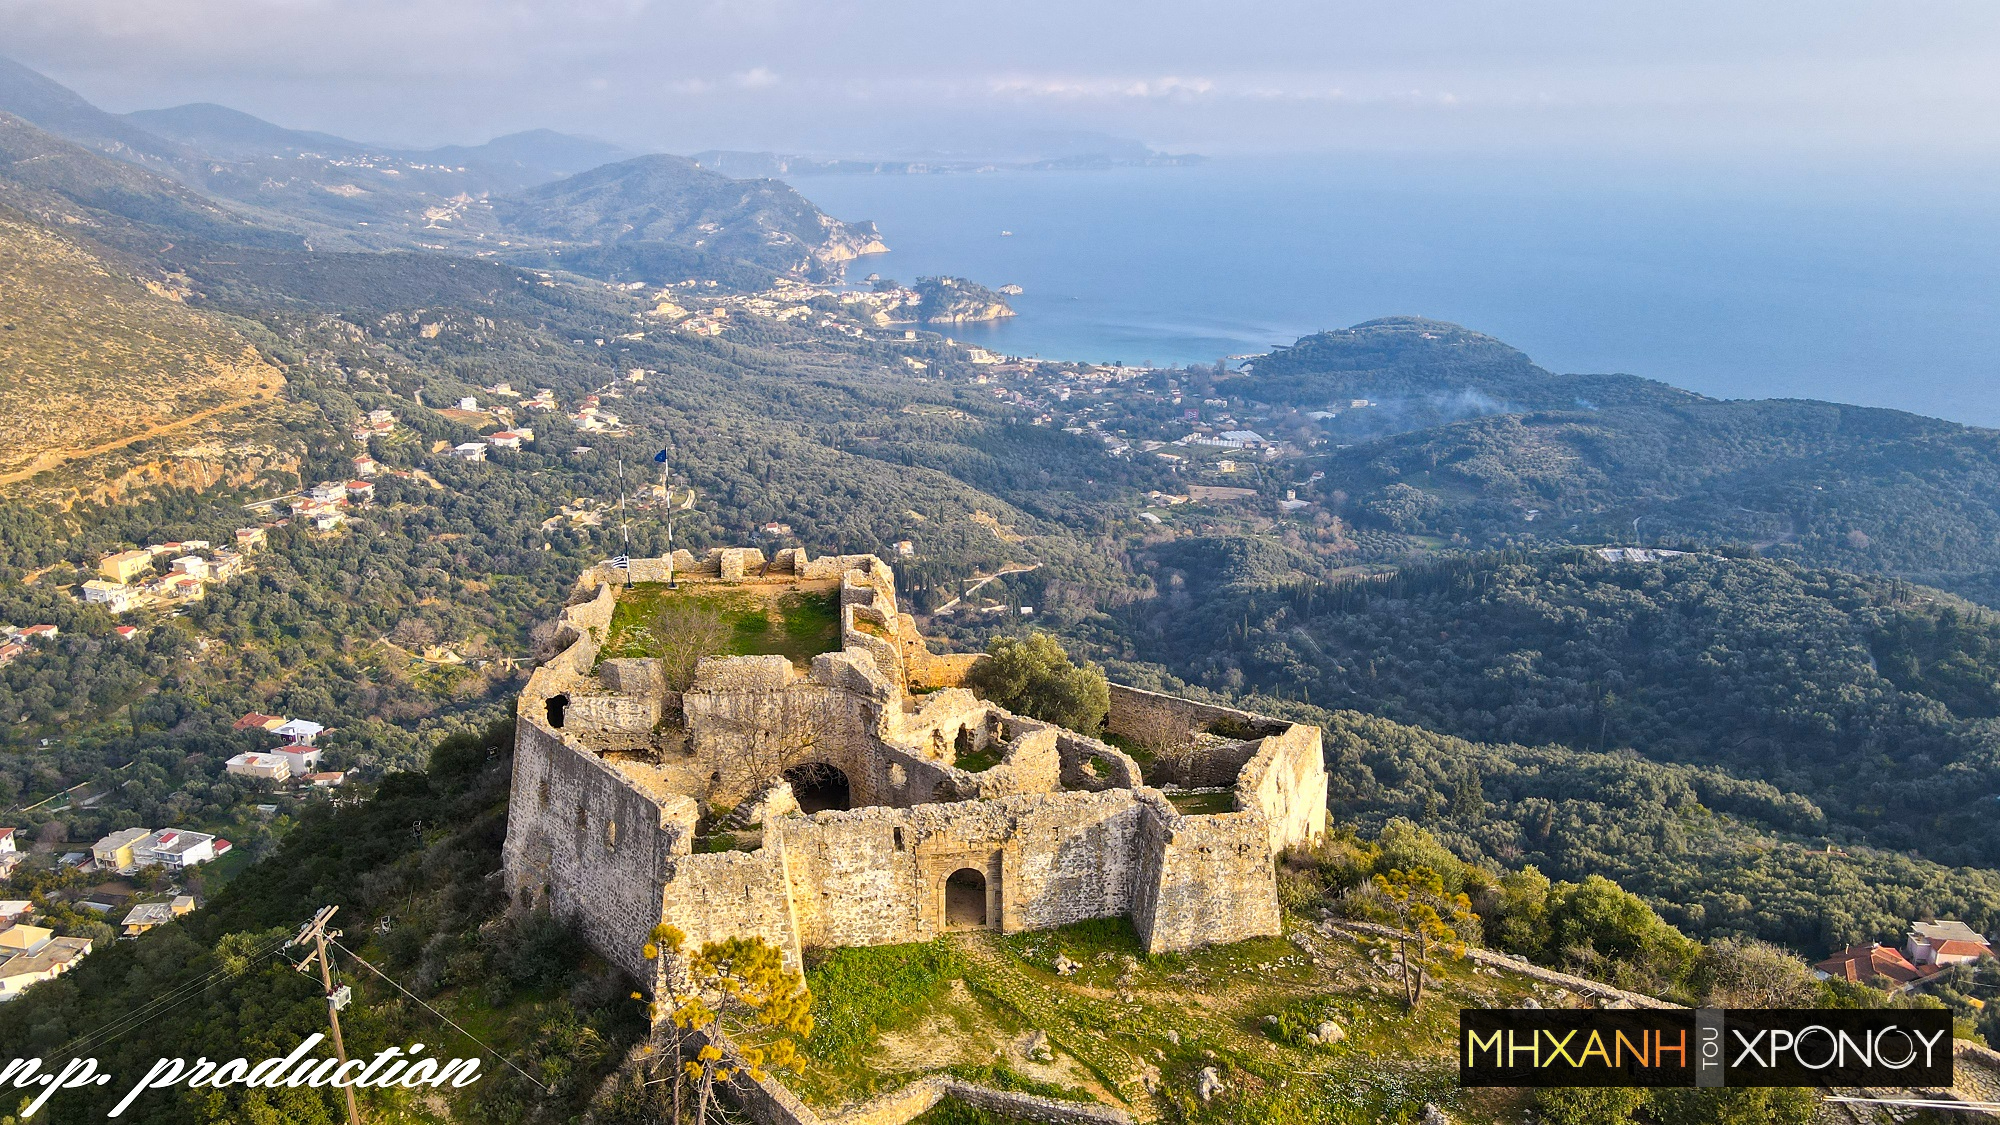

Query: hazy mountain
125,102,367,161
425,128,633,180
0,112,299,252
0,54,196,175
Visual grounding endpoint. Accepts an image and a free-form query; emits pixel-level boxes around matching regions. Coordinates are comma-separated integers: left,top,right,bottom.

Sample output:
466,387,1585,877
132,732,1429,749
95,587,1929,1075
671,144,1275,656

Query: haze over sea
795,156,2000,429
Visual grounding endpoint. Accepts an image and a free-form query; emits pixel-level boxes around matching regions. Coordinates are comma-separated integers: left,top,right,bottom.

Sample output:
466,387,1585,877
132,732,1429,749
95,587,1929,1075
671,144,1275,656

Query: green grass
804,940,967,1068
954,745,1005,773
1167,790,1237,815
602,584,841,666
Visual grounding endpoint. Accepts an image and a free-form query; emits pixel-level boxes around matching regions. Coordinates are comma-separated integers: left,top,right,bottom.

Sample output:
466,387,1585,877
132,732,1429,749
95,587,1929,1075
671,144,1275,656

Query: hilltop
0,204,290,497
492,153,886,282
0,57,882,285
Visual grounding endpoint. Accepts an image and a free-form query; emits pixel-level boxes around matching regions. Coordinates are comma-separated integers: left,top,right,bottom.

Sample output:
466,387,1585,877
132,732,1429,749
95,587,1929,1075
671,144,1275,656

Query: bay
792,156,2000,428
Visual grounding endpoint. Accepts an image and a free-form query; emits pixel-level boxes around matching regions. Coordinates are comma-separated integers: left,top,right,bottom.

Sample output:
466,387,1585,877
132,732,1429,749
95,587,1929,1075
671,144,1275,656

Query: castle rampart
500,548,1327,991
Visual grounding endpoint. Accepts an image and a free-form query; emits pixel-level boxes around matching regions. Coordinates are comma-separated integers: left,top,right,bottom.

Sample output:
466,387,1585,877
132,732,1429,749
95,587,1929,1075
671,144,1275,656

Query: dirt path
0,398,269,488
933,563,1041,614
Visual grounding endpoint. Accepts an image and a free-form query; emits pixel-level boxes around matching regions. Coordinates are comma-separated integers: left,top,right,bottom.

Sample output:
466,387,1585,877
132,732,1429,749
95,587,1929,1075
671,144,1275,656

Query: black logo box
1460,1008,1954,1088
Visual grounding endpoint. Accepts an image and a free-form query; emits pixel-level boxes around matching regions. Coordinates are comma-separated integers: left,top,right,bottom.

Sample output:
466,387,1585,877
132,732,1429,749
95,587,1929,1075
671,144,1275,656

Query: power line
56,929,295,1057
331,939,551,1093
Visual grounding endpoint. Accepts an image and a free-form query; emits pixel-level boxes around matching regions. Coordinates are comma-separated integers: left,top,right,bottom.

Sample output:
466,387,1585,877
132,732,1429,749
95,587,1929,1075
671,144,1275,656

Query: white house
80,580,133,613
274,719,324,746
132,829,220,870
451,443,487,462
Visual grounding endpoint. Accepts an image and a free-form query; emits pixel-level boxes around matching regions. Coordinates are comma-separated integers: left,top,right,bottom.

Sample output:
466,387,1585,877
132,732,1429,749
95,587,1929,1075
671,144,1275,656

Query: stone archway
945,868,988,929
784,762,851,813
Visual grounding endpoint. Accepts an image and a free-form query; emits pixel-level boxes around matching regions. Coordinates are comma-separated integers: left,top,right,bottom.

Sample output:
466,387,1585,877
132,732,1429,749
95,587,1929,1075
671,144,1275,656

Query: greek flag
608,555,630,570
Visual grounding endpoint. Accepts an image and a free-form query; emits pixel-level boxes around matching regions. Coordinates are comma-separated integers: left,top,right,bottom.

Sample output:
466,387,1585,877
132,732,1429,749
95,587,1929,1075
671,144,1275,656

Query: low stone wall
1052,732,1142,793
1323,920,1682,1009
692,1028,1134,1125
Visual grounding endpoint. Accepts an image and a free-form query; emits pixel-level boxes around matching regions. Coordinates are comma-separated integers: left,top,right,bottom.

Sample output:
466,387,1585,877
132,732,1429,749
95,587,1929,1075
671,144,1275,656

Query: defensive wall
500,548,1328,993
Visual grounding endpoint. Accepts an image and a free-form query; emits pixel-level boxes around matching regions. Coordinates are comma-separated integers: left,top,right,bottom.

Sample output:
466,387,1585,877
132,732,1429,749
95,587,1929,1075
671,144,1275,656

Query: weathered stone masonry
501,548,1328,994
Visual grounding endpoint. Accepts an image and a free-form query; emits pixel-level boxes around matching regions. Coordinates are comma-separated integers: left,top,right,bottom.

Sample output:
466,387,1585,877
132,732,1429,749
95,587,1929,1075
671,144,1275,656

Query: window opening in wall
606,819,618,851
893,827,905,851
546,693,569,729
576,802,587,829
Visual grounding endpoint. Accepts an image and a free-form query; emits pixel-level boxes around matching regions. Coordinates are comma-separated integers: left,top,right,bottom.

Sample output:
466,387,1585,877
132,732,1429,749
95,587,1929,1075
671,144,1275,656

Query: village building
80,579,133,613
235,527,268,552
1907,920,1993,966
225,752,292,783
131,829,225,870
120,896,196,938
1815,942,1934,989
90,828,151,874
98,550,154,584
0,926,91,1001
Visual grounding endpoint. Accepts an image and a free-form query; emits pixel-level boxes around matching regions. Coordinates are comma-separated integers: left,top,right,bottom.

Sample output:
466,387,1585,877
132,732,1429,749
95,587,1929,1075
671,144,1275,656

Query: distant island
690,147,1203,178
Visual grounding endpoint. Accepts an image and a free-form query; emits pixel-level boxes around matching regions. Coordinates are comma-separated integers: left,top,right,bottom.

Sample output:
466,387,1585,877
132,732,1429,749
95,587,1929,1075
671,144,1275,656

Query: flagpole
661,447,675,589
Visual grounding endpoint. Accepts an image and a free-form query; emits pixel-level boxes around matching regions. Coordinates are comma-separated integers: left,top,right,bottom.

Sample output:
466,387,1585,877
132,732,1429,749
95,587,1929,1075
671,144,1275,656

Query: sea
790,156,2000,429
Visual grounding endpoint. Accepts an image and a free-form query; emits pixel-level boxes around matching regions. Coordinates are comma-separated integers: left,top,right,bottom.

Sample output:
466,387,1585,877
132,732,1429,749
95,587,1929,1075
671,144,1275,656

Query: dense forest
1114,544,2000,865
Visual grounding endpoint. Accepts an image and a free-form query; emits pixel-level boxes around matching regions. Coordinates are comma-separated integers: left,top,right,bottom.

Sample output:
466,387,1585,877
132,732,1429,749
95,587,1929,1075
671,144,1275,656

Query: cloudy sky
2,0,1996,159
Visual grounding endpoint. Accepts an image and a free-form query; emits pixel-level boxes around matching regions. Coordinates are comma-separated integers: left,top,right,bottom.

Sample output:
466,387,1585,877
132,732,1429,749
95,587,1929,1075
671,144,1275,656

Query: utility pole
291,906,363,1125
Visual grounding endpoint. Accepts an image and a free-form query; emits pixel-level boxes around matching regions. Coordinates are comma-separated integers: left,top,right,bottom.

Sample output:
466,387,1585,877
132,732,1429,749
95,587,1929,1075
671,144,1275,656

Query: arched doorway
545,693,568,729
785,763,851,813
945,868,988,928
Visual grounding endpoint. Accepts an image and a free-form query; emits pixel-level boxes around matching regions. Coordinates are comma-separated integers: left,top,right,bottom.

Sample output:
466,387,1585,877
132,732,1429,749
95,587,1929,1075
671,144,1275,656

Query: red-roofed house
346,481,375,504
1814,943,1935,990
113,626,138,641
1908,921,1994,967
18,625,57,641
232,712,286,733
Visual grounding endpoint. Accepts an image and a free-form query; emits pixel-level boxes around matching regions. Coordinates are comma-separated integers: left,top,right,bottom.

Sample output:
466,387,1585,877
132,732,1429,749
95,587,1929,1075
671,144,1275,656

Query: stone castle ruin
500,547,1327,996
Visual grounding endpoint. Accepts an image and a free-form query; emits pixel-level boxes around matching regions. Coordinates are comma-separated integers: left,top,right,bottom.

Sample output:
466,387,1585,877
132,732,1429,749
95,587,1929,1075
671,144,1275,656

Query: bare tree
656,602,729,692
389,616,439,650
687,703,837,812
1119,702,1202,785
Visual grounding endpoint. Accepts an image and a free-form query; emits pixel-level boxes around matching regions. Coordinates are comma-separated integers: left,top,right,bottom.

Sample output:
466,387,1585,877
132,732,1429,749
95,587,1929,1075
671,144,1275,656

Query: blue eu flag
653,450,669,463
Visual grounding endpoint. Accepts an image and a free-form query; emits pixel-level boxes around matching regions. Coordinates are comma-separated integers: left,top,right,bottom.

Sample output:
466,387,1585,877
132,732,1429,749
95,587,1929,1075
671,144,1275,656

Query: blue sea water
791,157,2000,429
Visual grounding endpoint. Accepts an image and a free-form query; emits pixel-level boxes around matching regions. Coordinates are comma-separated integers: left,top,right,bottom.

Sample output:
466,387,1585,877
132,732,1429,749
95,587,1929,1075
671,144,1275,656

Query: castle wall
660,840,804,969
1052,732,1142,793
505,550,1322,1012
774,791,1146,949
1131,798,1282,954
1235,724,1328,853
504,717,696,985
